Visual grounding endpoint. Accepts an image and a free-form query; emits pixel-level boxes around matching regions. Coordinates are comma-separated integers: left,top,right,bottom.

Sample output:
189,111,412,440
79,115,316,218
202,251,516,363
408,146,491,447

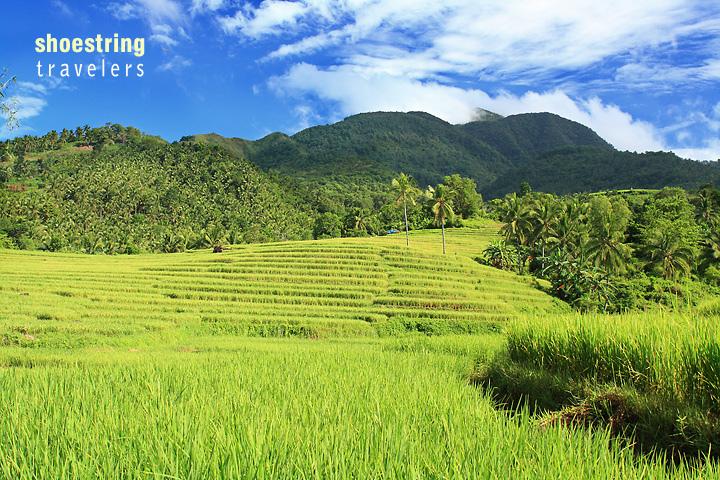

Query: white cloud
267,28,350,59
150,33,179,47
110,0,186,47
673,140,720,161
270,63,482,123
676,130,692,143
290,104,323,132
231,0,720,80
137,0,183,22
16,81,47,95
109,2,141,20
158,55,192,72
107,0,185,25
191,0,224,14
0,77,72,138
51,0,73,17
219,1,310,37
616,59,720,87
3,96,47,121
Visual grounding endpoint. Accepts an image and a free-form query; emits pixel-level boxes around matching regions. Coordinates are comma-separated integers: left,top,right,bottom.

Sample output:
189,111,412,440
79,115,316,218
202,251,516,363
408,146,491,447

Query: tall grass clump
506,312,720,411
479,311,720,458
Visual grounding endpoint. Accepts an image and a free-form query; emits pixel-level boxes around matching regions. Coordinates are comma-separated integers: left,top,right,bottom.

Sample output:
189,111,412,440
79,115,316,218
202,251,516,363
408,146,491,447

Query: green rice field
0,225,717,478
0,223,564,345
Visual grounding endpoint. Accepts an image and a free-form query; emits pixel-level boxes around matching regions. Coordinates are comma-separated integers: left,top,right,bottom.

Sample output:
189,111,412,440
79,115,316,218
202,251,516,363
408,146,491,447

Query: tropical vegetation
482,186,720,311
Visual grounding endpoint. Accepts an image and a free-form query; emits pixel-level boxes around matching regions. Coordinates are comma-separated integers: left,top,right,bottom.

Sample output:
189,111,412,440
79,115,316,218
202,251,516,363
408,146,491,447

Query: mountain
485,147,720,196
461,112,613,166
192,112,506,188
188,111,615,191
188,111,720,198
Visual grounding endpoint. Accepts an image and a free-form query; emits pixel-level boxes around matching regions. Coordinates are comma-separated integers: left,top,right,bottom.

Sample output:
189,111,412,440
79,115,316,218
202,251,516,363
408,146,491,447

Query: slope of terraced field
0,227,565,346
3,228,714,479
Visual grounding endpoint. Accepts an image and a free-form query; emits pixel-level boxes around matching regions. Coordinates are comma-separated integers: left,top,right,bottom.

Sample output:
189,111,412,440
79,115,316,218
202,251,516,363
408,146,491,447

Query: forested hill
485,147,720,196
0,124,313,253
186,111,613,190
461,112,612,166
186,110,718,197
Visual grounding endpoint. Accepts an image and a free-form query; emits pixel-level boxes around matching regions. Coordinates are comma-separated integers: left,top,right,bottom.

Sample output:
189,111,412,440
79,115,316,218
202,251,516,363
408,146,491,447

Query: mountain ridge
186,110,719,197
187,110,617,192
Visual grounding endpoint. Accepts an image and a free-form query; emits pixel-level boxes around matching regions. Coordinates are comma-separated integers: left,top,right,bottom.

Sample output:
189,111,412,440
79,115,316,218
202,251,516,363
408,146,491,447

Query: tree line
310,173,482,249
482,185,720,311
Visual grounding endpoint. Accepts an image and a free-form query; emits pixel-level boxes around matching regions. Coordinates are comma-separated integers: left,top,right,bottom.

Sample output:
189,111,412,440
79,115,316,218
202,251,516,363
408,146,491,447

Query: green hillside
187,111,718,197
0,125,313,253
461,112,612,166
0,226,566,345
192,111,509,189
189,111,613,189
486,147,720,196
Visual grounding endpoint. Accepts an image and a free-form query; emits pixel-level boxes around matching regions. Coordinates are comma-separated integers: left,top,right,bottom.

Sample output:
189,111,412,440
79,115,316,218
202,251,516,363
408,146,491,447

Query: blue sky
1,0,720,160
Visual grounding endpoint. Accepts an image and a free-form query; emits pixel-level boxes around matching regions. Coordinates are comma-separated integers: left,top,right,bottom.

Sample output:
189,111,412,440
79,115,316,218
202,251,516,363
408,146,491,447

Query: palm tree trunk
441,219,446,255
403,201,409,247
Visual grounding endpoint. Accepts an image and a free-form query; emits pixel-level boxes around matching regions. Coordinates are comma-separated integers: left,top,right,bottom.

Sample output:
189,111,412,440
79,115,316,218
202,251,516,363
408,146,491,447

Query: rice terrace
1,218,719,478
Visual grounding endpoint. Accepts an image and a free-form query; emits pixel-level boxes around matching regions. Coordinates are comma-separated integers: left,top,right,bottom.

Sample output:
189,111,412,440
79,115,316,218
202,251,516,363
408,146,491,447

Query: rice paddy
0,225,717,478
0,224,564,346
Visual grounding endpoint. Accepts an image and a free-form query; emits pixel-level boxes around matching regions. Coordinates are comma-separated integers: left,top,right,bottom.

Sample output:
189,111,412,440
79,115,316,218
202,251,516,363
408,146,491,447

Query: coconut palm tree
585,221,631,275
551,214,582,258
204,224,228,253
646,231,695,280
585,196,632,276
391,173,421,246
351,208,371,236
428,184,454,254
694,189,718,225
532,198,561,262
354,212,367,232
498,193,534,246
701,226,720,269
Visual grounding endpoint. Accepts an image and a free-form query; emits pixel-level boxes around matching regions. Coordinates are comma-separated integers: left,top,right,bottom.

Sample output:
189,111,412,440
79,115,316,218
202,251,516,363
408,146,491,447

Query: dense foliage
0,123,490,252
461,112,612,165
482,186,720,311
486,147,720,197
306,172,482,241
190,111,718,199
0,125,313,253
244,112,507,189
